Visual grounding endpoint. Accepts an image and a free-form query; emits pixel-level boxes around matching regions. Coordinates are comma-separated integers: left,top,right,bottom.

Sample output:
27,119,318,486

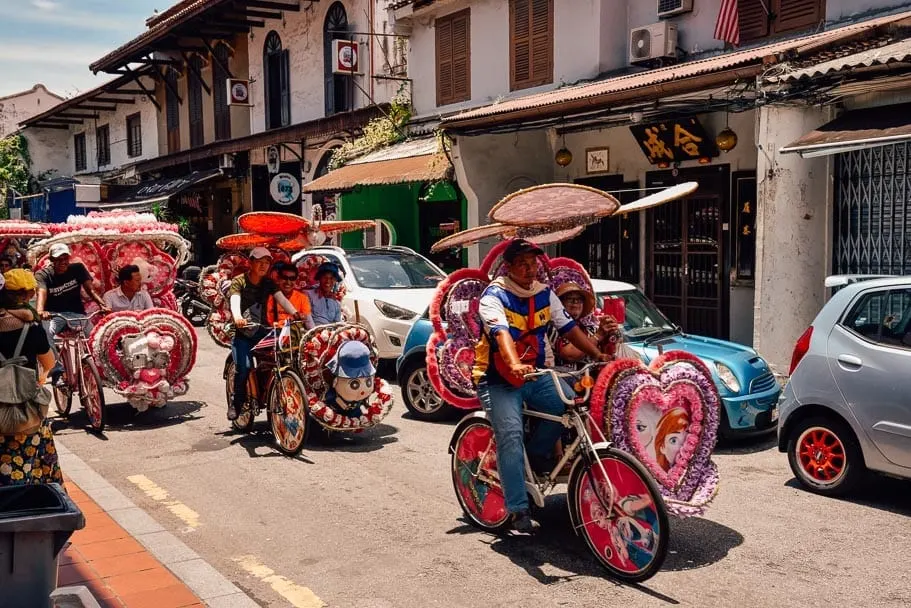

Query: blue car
397,279,781,436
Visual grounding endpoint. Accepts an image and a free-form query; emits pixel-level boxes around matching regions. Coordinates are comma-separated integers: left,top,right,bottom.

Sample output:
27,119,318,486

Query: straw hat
555,282,595,318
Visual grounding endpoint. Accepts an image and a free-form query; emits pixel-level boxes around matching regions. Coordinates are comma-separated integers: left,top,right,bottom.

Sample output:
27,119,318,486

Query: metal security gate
835,143,911,275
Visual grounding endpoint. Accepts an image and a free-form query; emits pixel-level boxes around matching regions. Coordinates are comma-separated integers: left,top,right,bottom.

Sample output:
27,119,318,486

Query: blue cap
315,262,342,282
327,341,376,379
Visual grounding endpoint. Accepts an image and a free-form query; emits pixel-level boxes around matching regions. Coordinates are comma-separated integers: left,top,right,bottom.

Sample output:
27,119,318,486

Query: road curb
55,437,260,608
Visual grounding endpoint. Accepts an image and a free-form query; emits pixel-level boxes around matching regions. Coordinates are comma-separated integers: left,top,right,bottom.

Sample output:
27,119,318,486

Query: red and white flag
714,0,740,47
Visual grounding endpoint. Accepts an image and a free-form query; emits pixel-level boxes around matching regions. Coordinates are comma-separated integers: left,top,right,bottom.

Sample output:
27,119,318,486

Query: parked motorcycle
175,266,210,326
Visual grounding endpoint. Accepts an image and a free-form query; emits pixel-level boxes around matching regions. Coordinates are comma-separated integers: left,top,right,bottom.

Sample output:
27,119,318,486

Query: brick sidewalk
57,478,203,608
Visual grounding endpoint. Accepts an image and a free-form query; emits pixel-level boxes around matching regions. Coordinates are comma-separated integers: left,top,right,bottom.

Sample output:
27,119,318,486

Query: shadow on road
306,423,399,454
219,428,316,463
51,400,204,435
714,433,777,455
784,475,911,516
662,516,744,571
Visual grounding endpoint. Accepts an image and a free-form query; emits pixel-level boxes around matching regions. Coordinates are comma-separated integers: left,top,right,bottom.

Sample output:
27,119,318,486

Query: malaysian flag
714,0,740,47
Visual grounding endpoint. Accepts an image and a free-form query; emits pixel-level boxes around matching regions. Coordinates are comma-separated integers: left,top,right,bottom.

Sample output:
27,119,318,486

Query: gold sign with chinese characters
629,117,719,165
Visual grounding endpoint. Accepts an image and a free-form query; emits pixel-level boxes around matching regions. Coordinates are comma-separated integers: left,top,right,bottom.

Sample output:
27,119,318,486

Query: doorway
646,165,730,339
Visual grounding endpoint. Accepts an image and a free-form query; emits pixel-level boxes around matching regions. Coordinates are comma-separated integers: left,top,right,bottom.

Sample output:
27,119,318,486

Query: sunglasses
563,295,585,303
280,275,298,281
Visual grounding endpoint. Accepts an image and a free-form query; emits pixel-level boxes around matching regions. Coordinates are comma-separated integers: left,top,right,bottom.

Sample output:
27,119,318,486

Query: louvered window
510,0,553,91
740,0,825,43
165,68,180,154
265,31,291,129
74,133,86,172
436,9,470,106
213,43,232,141
96,124,110,166
188,55,205,147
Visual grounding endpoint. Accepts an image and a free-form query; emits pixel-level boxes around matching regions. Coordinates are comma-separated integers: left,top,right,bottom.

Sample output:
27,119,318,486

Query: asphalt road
53,331,911,608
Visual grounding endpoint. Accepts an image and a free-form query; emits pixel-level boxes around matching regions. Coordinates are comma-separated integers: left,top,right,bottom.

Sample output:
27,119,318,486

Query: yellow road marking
127,474,200,531
234,555,325,608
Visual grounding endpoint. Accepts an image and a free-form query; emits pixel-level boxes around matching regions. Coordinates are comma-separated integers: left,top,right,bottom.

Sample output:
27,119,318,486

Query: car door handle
837,354,863,369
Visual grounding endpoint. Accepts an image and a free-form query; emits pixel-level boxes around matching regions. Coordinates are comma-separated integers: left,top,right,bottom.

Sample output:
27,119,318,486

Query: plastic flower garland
590,351,721,517
298,324,393,432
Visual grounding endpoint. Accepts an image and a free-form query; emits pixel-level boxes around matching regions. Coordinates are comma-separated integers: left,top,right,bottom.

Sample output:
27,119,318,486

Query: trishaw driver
227,247,300,421
474,239,610,533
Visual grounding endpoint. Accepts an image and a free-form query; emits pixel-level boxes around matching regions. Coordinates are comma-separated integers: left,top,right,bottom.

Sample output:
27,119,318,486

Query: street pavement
53,331,911,608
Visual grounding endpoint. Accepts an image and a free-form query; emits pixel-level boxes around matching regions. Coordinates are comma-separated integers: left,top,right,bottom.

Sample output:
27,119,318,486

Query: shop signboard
629,117,719,165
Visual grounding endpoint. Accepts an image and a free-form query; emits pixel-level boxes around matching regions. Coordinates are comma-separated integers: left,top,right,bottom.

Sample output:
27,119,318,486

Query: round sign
339,45,357,70
270,173,301,206
231,81,249,103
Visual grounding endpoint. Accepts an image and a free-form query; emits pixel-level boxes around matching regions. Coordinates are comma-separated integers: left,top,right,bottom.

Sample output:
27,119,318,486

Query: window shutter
436,10,470,106
774,0,823,34
739,0,770,42
280,49,291,127
510,0,552,91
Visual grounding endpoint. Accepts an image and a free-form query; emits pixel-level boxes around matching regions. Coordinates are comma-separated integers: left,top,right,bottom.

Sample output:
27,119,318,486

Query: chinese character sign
630,118,719,165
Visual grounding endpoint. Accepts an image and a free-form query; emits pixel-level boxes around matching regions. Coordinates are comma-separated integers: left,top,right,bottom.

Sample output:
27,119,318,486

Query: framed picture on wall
585,147,609,174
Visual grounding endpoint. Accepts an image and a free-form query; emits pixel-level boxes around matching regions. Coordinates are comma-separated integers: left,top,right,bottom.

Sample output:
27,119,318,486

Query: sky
0,0,167,98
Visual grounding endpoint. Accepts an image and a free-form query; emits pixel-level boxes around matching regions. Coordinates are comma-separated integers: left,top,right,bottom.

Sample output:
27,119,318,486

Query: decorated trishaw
428,183,721,581
209,212,393,455
27,212,198,428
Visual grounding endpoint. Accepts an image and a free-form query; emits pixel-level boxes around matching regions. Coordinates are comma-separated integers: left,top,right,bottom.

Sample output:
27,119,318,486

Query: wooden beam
29,124,71,130
183,52,212,96
72,104,118,112
125,65,163,112
57,112,100,119
133,58,183,66
91,97,136,104
36,118,84,125
211,17,266,28
243,0,301,11
151,67,182,105
225,8,282,20
197,29,247,37
203,39,235,79
103,88,146,95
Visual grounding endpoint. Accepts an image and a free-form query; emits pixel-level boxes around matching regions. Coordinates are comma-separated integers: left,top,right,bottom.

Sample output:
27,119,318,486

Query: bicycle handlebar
523,362,605,406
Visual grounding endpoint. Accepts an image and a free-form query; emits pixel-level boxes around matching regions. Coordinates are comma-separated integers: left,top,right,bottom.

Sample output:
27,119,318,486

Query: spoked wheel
79,359,106,433
450,419,509,532
568,447,668,582
53,384,73,418
268,370,309,456
787,417,863,496
402,362,452,422
225,360,254,432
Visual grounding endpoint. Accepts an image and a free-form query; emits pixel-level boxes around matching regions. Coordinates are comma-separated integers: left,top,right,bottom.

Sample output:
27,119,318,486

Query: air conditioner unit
219,154,234,170
657,0,693,18
629,22,678,66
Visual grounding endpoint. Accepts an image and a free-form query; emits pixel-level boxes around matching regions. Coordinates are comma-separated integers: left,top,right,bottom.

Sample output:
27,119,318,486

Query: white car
291,245,446,360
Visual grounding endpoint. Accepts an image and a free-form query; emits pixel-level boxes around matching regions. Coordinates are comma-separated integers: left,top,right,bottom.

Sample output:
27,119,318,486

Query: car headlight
374,300,418,320
714,362,741,393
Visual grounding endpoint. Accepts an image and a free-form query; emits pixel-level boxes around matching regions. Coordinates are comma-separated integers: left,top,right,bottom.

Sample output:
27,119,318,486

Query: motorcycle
175,267,210,326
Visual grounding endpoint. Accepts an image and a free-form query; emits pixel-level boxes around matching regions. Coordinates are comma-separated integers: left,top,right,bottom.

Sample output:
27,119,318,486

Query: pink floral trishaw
28,212,198,425
429,183,721,581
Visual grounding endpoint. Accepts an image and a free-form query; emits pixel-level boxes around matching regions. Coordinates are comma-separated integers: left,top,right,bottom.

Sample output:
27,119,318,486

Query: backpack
0,326,51,435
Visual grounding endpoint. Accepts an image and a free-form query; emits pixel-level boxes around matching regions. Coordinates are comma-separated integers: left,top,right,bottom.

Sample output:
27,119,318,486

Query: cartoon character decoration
299,324,393,432
590,352,721,517
89,309,198,412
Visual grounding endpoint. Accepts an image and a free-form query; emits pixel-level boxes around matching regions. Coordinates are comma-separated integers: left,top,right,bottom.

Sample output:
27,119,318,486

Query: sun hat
555,281,595,318
3,269,37,292
249,247,273,260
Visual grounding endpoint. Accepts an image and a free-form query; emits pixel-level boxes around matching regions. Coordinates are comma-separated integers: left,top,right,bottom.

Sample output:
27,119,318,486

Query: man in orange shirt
266,262,314,329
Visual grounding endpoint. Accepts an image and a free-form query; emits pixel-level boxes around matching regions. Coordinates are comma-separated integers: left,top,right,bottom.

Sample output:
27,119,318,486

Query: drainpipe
368,0,375,103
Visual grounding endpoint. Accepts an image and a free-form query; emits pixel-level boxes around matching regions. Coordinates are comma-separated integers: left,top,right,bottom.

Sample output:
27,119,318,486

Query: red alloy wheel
797,427,846,485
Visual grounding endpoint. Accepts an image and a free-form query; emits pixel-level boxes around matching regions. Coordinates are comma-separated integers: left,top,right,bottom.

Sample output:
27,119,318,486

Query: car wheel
787,416,864,496
401,360,453,422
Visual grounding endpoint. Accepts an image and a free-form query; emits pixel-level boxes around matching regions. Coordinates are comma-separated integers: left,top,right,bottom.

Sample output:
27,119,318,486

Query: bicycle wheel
225,360,254,432
567,447,668,582
53,384,73,417
450,418,510,532
79,359,106,433
268,370,309,456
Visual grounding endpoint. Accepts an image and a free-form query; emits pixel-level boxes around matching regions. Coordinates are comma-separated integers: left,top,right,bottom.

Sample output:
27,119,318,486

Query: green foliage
328,93,413,170
0,134,34,201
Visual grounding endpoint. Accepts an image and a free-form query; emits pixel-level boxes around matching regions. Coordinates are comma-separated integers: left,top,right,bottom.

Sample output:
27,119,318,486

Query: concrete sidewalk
55,440,257,608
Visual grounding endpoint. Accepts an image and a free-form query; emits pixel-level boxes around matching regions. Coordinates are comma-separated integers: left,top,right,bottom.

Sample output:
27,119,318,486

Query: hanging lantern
555,147,573,167
716,127,738,152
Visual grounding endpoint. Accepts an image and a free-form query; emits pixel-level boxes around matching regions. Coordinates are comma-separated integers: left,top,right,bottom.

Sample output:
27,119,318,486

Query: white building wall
826,0,909,21
247,0,395,134
69,92,159,176
0,84,63,138
23,128,70,179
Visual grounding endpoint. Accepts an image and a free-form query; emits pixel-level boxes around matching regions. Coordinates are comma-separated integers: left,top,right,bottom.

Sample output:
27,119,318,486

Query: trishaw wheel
268,370,309,456
567,447,668,582
225,360,254,432
450,419,509,532
53,384,73,417
80,359,106,433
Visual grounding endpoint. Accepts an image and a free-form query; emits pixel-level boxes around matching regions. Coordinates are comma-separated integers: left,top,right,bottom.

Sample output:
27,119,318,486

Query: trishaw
209,212,393,455
428,183,723,581
27,211,199,431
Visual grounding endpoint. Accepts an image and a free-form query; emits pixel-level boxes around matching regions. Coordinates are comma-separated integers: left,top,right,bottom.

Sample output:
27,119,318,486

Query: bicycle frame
241,320,309,417
53,315,97,393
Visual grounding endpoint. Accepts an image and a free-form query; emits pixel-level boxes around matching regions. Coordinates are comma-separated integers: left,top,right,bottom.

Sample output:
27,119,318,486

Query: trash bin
0,483,85,608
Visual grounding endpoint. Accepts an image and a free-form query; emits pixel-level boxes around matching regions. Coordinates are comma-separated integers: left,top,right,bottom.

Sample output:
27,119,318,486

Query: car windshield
596,289,678,340
348,252,445,289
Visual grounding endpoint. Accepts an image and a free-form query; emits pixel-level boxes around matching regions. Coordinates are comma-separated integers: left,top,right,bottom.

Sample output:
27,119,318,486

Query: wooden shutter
774,0,824,34
510,0,552,91
280,49,291,126
436,9,470,106
739,0,770,42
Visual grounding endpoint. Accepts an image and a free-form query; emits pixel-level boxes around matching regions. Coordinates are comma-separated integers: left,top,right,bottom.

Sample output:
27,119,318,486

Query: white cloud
0,5,142,32
31,0,61,10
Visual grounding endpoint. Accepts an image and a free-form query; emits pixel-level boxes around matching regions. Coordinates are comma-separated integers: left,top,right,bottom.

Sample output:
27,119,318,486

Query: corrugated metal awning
303,139,452,193
777,37,911,80
780,103,911,157
441,10,911,131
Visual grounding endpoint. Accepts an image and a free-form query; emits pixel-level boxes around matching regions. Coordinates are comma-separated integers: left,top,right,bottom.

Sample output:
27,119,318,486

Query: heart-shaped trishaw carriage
430,183,722,582
208,212,393,456
25,212,199,433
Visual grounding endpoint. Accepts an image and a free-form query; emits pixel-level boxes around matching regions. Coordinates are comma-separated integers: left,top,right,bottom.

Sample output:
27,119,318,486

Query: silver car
777,275,911,496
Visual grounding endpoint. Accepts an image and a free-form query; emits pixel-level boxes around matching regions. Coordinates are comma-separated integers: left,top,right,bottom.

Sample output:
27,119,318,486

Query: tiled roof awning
780,103,911,158
441,10,911,132
303,139,452,193
776,37,911,80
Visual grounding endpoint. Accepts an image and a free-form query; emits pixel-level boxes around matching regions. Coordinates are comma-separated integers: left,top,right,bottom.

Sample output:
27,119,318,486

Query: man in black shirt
36,243,110,384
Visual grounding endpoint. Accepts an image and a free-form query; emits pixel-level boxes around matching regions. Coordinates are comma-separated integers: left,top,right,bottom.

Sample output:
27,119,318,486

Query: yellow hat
3,269,37,292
